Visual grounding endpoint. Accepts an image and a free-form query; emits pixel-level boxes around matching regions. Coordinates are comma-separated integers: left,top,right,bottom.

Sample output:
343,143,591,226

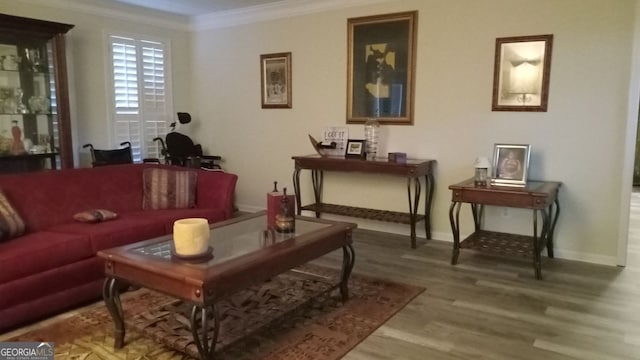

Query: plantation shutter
109,35,169,161
140,41,167,160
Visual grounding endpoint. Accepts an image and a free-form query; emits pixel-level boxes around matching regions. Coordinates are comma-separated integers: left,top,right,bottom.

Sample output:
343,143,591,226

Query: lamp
509,60,540,104
474,157,491,187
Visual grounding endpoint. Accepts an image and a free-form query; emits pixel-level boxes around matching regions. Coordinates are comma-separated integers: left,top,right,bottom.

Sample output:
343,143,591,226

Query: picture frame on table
347,11,418,125
491,144,531,187
491,34,553,112
260,52,292,108
345,139,366,159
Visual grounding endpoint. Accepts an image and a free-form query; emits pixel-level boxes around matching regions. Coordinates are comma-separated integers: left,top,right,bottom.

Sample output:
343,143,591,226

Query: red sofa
0,163,237,332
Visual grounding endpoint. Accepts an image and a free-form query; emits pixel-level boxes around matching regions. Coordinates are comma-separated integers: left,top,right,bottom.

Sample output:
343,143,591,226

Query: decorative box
388,152,407,163
267,185,296,228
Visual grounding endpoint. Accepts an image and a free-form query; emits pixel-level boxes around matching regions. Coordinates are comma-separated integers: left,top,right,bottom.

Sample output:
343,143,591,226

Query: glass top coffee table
97,211,356,360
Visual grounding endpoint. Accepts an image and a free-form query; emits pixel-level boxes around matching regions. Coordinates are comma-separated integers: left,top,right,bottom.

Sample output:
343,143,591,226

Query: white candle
173,218,210,256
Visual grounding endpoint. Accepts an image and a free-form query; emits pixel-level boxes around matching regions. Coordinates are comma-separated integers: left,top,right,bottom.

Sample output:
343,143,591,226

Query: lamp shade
474,156,490,168
510,62,540,94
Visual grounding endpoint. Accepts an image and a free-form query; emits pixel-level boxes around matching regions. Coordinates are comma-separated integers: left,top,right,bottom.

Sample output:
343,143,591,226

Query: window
108,35,172,162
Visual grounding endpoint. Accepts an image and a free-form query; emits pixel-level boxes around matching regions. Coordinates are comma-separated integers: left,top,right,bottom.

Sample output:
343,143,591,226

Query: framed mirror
491,34,553,112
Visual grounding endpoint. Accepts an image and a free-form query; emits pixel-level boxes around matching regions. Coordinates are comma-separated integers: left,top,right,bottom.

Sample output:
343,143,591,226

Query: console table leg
533,210,542,280
407,177,421,249
102,277,125,349
547,198,560,258
424,174,435,240
340,242,356,301
190,304,219,360
449,201,462,265
311,170,323,218
293,168,302,215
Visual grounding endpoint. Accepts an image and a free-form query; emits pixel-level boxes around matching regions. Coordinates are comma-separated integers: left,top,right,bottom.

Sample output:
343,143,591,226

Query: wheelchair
82,141,133,167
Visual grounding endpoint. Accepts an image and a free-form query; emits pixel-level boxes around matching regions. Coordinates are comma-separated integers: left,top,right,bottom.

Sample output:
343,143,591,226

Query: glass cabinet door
0,14,73,173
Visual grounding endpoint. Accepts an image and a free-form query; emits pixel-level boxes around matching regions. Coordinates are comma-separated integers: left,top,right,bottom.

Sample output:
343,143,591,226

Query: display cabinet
0,14,74,173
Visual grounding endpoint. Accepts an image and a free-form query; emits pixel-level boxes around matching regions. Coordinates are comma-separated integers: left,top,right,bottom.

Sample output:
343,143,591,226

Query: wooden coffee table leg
340,243,356,301
190,304,220,360
102,277,125,348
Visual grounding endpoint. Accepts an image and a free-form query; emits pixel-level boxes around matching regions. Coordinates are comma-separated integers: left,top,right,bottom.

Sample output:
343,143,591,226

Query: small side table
448,179,561,279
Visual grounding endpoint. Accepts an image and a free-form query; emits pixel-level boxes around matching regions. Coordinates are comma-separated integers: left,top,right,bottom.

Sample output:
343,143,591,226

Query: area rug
8,264,424,359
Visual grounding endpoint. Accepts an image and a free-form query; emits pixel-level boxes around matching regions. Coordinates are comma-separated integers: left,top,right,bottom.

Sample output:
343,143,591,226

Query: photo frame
491,34,553,112
260,52,292,108
347,11,418,125
491,144,531,187
345,139,366,159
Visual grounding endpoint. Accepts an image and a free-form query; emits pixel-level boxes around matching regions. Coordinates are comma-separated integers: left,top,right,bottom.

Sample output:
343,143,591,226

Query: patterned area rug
8,264,424,359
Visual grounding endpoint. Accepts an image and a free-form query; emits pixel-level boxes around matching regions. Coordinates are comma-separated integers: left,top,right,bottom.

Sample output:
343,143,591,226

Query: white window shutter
109,35,171,162
141,41,167,160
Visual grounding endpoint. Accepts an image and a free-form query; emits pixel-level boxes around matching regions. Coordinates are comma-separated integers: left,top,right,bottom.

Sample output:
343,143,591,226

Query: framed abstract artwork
347,11,418,125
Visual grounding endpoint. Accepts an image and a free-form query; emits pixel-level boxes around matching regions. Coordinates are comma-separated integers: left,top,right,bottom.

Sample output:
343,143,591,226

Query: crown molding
16,0,398,33
190,0,397,31
18,0,190,31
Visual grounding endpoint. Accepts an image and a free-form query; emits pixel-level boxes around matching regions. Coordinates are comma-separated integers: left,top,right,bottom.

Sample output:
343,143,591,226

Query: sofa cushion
0,190,26,241
143,168,197,210
73,209,118,223
48,214,166,253
0,231,93,284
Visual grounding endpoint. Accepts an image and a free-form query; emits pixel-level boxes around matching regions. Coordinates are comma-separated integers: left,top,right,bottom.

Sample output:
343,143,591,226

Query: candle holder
474,157,490,187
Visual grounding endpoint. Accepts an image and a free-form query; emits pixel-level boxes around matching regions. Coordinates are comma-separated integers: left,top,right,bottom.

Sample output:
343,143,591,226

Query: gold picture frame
491,34,553,112
347,11,418,125
260,52,292,109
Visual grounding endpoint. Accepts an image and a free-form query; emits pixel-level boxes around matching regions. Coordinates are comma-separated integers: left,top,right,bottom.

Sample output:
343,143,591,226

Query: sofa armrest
196,170,238,219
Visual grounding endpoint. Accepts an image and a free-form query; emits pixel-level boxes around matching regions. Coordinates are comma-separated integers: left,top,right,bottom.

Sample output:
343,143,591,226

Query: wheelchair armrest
200,155,222,161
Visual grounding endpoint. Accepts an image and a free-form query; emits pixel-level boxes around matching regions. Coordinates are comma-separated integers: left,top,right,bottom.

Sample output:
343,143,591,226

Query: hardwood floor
311,205,640,359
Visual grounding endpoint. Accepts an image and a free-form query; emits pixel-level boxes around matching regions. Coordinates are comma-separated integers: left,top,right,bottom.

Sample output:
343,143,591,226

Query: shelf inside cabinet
0,13,74,171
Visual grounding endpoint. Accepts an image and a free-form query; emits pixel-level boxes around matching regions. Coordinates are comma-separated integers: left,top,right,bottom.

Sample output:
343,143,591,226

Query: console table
292,155,436,248
448,179,561,279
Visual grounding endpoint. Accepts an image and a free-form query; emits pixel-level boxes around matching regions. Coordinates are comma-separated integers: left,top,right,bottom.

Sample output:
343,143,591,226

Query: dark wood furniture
0,152,57,172
292,154,436,248
0,14,74,172
97,212,356,360
448,179,561,279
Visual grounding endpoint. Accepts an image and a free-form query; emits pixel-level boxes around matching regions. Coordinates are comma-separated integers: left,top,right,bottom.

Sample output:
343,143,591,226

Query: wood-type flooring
311,198,640,360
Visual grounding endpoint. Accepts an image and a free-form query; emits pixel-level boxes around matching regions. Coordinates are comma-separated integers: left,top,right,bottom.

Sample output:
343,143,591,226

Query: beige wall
0,0,192,166
189,0,635,264
0,0,635,265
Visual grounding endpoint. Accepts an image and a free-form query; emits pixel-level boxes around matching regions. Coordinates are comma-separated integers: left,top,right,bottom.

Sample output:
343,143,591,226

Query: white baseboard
235,204,618,267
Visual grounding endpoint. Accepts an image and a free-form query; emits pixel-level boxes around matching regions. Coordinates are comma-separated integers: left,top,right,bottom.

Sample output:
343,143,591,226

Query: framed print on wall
347,11,418,125
491,143,531,187
491,34,553,112
260,52,292,108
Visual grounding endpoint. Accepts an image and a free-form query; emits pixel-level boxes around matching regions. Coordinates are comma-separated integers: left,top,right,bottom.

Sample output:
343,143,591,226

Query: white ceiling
110,0,285,16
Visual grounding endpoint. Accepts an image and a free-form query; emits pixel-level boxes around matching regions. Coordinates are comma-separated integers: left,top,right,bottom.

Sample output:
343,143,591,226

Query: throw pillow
0,190,26,241
143,168,198,210
73,209,118,223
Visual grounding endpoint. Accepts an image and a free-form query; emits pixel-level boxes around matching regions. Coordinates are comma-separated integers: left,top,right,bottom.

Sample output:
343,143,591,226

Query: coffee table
97,211,356,360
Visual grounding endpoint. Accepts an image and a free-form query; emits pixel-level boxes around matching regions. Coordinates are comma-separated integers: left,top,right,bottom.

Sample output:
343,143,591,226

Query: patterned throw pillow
143,168,198,210
0,191,26,241
73,209,118,223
